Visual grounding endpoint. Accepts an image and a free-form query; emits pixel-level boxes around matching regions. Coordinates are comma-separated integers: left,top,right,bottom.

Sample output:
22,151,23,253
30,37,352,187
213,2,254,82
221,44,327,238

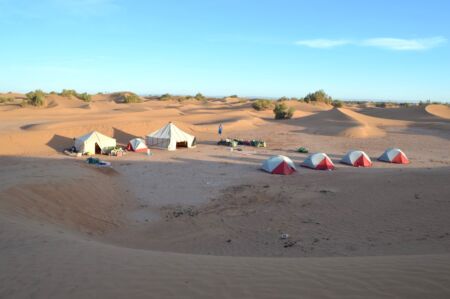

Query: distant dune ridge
1,92,450,298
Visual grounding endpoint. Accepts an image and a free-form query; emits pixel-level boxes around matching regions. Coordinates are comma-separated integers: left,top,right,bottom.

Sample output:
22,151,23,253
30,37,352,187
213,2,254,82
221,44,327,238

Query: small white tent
127,138,148,153
146,122,196,151
74,131,116,155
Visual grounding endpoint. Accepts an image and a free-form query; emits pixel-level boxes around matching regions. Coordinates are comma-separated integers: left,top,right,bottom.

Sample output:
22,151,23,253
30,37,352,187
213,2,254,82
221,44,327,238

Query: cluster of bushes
303,90,332,104
60,89,91,102
157,92,207,102
123,93,142,103
273,103,295,119
24,90,46,107
252,99,273,111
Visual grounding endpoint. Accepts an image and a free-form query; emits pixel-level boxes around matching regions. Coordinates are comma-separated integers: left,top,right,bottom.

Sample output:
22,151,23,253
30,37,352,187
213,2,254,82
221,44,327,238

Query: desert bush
195,93,206,101
159,93,172,101
273,103,295,119
60,89,77,98
0,96,14,103
123,93,142,103
78,92,92,102
252,99,273,111
375,102,387,108
25,90,46,107
60,89,91,102
229,94,238,98
332,100,343,108
277,96,289,102
304,90,332,104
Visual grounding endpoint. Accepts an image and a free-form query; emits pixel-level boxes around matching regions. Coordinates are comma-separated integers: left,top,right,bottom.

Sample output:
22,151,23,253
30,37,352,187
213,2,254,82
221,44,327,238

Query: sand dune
1,95,450,298
426,104,450,120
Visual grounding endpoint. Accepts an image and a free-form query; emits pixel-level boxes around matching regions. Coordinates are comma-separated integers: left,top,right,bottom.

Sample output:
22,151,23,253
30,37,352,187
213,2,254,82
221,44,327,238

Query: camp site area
1,93,450,299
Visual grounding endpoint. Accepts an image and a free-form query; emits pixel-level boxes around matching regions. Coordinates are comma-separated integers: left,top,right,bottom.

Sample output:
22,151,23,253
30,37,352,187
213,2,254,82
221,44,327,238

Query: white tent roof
74,131,116,154
146,122,196,151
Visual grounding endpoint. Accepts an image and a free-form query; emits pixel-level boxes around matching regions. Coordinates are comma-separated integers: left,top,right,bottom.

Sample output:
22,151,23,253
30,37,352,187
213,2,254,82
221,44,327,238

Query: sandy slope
426,104,450,119
1,95,450,298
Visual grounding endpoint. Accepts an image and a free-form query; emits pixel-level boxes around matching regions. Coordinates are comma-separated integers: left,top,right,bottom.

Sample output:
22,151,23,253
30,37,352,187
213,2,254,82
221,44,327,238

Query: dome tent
146,122,196,151
378,148,409,164
302,153,335,170
127,138,148,153
262,155,296,175
341,150,372,167
74,131,116,155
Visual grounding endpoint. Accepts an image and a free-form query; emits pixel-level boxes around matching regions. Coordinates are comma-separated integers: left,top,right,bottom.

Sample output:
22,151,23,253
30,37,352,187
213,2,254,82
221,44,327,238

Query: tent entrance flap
95,143,101,154
176,141,188,148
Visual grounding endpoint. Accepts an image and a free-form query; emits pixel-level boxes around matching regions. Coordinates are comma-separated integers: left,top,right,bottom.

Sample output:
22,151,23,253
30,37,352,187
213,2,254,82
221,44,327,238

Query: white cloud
295,36,446,51
362,37,447,51
295,39,352,48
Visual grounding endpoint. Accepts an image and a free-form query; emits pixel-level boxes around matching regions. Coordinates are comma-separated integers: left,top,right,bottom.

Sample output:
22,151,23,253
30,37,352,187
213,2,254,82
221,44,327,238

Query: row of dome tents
73,122,196,155
263,148,409,175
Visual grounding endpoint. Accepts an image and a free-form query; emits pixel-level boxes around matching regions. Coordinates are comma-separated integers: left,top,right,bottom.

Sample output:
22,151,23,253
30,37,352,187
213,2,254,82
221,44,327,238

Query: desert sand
1,94,450,298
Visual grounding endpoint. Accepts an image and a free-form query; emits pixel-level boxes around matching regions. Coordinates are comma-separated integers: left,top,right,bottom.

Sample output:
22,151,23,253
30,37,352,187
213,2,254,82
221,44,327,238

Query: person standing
218,123,223,136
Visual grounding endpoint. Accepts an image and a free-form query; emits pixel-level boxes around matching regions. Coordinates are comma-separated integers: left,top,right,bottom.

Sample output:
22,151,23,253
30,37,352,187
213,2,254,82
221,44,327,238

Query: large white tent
146,122,196,151
74,131,116,155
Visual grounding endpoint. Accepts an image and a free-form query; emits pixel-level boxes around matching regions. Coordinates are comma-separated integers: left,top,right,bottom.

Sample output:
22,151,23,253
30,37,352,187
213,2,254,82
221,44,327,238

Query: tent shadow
46,134,74,152
113,128,139,145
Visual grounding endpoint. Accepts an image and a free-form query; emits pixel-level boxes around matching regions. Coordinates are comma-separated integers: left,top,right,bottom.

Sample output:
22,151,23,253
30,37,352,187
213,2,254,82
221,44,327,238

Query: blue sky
0,0,449,102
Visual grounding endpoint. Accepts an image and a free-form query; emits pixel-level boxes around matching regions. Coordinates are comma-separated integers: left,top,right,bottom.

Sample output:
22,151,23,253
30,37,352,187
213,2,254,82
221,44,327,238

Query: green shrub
25,90,46,107
60,89,91,102
304,90,332,104
123,93,142,103
78,92,92,102
277,96,289,102
273,103,295,119
195,93,206,101
0,96,14,103
332,100,343,108
159,93,172,101
60,89,77,98
229,94,238,98
252,99,273,111
375,102,387,108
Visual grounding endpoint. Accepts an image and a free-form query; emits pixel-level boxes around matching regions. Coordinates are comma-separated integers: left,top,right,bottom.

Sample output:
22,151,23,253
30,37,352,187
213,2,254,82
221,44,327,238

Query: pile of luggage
217,138,266,148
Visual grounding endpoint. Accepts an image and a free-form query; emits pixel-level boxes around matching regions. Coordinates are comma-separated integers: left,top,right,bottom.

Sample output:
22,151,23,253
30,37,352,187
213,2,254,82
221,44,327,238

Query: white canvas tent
74,131,116,155
146,122,196,151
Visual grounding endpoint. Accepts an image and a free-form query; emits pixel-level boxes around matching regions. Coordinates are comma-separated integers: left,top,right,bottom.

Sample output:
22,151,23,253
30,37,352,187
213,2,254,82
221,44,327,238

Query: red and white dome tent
127,138,149,153
341,150,372,167
378,148,409,164
301,153,335,170
262,155,296,175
